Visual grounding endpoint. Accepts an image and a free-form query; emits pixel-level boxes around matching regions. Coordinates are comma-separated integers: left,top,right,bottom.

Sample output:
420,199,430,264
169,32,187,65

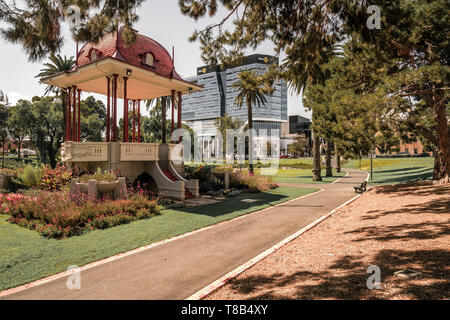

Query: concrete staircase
162,170,194,199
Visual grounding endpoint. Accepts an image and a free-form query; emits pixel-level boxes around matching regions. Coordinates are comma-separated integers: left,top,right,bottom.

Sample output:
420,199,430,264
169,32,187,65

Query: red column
171,90,175,140
137,100,141,143
66,87,71,141
177,91,182,142
72,86,77,142
123,77,129,142
113,74,118,142
132,100,136,143
106,77,110,142
77,89,81,142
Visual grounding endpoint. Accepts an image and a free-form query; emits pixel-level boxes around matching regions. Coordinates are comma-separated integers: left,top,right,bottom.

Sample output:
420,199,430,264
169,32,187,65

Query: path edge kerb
187,170,370,300
0,185,324,298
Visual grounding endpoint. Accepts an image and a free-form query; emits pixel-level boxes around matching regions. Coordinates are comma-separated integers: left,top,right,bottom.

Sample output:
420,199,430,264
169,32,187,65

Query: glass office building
182,54,288,140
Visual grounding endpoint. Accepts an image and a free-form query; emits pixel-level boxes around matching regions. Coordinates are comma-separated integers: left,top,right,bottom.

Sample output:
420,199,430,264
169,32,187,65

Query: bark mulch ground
207,182,450,300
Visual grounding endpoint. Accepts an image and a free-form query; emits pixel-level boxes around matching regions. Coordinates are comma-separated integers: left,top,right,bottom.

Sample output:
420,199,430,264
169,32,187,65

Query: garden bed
0,191,161,239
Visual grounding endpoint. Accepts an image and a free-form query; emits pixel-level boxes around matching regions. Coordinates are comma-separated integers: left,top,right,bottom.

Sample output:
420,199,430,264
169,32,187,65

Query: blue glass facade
182,54,288,137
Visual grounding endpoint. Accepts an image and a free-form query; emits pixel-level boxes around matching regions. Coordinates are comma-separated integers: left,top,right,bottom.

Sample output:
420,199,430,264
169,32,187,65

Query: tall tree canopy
7,100,34,159
0,0,144,62
179,0,449,183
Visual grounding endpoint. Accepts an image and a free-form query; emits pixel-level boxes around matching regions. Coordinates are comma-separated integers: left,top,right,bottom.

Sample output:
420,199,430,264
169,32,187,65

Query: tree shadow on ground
375,181,450,197
173,192,286,217
343,221,450,241
220,181,449,300
386,166,431,175
374,166,430,174
373,171,433,185
225,249,449,300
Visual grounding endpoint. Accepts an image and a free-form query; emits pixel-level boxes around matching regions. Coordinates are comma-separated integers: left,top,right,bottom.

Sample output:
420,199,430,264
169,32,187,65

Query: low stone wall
0,174,13,191
69,177,127,201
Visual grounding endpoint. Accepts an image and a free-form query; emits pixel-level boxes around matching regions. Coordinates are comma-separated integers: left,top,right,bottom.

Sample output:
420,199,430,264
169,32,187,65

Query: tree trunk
17,137,22,160
162,97,167,144
325,140,332,177
336,146,341,173
1,137,5,168
432,103,450,184
47,137,58,169
247,97,254,175
312,130,322,181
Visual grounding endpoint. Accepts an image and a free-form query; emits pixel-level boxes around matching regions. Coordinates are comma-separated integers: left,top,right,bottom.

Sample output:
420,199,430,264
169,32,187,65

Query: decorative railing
61,142,109,162
120,143,159,161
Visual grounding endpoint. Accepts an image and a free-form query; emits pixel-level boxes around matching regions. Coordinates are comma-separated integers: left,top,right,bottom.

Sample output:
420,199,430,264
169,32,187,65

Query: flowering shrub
40,165,73,191
231,173,278,192
0,190,162,239
185,165,215,181
87,213,134,229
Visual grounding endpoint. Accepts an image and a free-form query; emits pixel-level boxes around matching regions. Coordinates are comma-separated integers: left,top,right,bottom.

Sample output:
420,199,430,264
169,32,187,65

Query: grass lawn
270,168,346,184
345,157,435,185
278,158,313,166
0,186,318,291
186,158,313,168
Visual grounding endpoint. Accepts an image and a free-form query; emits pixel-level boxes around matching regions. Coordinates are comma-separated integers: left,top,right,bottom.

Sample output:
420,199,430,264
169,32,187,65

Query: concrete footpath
2,169,367,300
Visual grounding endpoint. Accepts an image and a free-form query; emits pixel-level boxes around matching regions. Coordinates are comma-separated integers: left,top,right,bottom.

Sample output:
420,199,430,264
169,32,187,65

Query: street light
370,148,374,181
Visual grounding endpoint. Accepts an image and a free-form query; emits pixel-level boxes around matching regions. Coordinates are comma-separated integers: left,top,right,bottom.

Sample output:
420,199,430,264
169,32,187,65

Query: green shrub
0,168,16,175
18,165,43,188
79,168,117,183
185,165,224,193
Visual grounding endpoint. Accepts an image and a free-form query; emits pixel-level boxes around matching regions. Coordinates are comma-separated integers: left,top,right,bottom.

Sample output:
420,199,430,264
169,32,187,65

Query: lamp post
370,148,374,181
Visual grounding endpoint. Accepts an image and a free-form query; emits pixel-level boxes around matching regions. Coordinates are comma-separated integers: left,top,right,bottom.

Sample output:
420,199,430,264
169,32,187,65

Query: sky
0,1,311,120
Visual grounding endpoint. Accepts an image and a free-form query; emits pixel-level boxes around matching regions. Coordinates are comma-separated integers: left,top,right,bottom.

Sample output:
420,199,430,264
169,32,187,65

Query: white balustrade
120,143,159,161
62,142,109,162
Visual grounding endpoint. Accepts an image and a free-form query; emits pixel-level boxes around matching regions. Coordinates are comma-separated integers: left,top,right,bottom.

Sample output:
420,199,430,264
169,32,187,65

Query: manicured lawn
187,158,313,168
270,168,346,184
0,186,318,291
345,157,435,185
278,158,313,166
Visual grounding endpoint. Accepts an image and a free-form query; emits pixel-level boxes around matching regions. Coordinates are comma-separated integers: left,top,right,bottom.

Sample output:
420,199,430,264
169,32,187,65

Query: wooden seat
354,181,367,194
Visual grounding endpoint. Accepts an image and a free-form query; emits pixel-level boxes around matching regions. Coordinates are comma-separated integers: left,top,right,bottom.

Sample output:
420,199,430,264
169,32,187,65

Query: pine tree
180,0,449,183
0,0,144,62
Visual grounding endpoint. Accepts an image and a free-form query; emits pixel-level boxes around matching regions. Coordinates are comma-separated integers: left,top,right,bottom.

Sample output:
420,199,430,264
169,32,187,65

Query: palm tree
232,70,267,175
36,54,75,141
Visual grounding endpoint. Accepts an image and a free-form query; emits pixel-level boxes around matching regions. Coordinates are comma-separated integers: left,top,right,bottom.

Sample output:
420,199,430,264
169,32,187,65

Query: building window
89,49,101,61
142,52,154,67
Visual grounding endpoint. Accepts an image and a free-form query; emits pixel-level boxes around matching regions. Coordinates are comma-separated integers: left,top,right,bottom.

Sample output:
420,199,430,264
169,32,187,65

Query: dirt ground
207,182,450,300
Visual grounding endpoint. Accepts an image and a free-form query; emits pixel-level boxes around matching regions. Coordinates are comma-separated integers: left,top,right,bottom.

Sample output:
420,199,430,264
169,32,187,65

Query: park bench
354,181,367,194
